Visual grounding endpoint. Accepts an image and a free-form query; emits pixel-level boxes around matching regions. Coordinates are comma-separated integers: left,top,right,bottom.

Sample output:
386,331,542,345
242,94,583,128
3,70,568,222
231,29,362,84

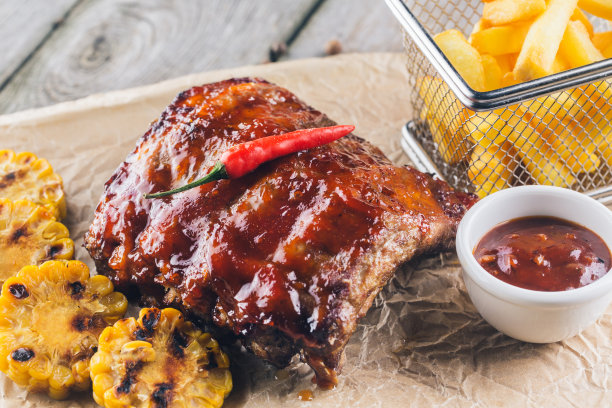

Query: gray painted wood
0,0,80,87
0,0,319,114
284,0,404,59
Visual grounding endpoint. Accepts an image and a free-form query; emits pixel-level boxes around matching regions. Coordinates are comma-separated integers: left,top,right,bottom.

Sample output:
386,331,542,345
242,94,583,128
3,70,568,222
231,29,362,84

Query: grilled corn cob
0,260,127,399
0,150,66,220
91,307,232,408
0,199,74,286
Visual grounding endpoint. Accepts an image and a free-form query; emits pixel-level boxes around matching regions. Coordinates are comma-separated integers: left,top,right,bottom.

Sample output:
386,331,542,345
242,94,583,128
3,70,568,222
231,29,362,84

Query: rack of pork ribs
85,78,477,387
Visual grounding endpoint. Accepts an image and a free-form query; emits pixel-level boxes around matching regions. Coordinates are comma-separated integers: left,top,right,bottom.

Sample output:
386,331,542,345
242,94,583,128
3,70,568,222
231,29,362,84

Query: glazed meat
85,78,476,386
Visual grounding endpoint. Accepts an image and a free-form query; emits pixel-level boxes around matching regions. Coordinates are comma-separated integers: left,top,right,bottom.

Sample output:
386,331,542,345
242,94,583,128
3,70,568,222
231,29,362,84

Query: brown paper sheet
1,53,611,407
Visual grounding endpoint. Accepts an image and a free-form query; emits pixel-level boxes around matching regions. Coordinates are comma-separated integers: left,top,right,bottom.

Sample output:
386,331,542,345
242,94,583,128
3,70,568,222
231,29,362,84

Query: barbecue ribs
85,78,477,387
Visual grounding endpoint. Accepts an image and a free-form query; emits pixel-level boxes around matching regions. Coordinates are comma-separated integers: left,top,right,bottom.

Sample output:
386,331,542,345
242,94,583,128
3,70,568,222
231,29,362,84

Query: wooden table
0,0,403,114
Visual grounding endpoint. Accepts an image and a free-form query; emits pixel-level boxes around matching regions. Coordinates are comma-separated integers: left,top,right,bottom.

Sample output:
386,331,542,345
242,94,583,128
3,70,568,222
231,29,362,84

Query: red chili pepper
144,125,354,199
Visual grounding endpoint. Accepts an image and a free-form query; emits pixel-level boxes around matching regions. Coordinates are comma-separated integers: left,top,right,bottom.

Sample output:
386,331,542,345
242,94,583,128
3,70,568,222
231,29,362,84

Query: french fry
434,30,486,91
464,113,509,149
578,0,612,20
481,55,503,91
483,0,546,26
520,80,612,142
552,81,612,148
529,117,601,173
465,112,576,187
468,143,517,198
575,81,612,127
592,123,612,168
550,132,600,174
418,76,473,163
464,113,520,198
499,122,575,187
470,22,531,56
502,72,520,87
570,8,594,37
494,53,518,73
514,0,578,81
425,0,611,192
555,23,611,130
469,19,486,42
552,55,570,73
593,31,612,58
521,91,581,130
559,20,604,68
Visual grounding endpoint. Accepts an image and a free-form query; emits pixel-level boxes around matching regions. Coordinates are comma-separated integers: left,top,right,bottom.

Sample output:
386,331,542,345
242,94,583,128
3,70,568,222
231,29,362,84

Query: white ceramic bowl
456,185,612,343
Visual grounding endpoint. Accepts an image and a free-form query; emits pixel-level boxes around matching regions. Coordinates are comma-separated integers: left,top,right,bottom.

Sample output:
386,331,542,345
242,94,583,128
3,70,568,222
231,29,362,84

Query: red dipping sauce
474,216,611,291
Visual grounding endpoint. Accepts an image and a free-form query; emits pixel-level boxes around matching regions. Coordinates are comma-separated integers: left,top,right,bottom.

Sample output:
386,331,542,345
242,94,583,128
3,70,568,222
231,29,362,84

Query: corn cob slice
91,307,232,408
0,199,74,286
0,150,66,220
0,260,127,399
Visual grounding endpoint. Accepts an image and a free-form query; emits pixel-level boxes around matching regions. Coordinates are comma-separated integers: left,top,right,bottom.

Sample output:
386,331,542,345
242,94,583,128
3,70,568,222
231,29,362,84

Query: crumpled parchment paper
0,53,611,408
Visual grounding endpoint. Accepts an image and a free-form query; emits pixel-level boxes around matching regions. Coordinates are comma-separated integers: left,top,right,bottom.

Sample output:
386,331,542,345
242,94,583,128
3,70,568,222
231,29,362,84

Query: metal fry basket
385,0,612,203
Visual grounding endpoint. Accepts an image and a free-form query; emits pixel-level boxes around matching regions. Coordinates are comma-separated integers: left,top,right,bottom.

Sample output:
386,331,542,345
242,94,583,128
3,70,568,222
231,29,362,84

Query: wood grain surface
286,0,403,59
0,0,80,87
0,0,404,114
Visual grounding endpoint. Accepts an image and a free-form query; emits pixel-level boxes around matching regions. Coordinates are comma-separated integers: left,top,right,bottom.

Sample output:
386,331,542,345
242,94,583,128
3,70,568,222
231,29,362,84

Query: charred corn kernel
0,199,74,287
100,292,129,320
0,260,127,400
90,351,113,376
87,274,114,297
0,150,66,220
72,359,91,391
91,307,232,408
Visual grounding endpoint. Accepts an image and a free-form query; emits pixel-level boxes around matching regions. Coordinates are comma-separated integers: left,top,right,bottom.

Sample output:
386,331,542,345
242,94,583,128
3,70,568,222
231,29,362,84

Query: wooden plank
285,0,404,59
0,0,80,87
0,0,318,114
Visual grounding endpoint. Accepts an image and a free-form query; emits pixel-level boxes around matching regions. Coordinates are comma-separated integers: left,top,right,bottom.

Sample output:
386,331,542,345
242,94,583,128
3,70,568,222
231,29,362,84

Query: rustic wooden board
0,0,319,114
0,0,79,88
285,0,404,59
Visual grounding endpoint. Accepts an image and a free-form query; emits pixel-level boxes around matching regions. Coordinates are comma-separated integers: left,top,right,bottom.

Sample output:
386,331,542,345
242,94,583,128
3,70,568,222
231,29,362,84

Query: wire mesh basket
385,0,612,202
